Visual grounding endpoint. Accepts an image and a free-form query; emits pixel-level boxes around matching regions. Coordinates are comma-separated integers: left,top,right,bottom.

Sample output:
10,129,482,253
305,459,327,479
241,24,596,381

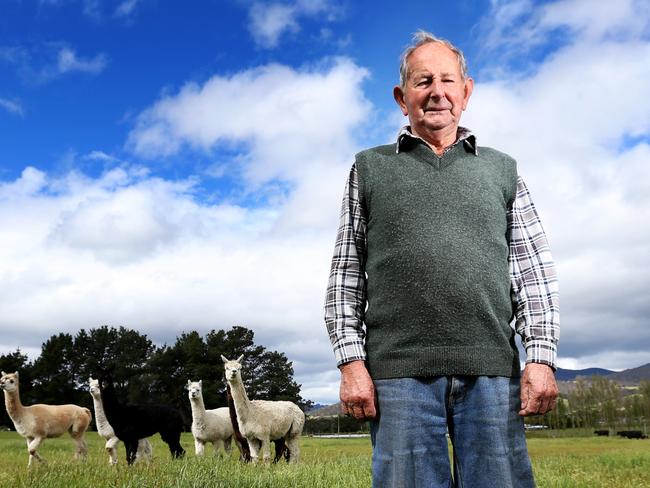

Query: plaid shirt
324,127,560,370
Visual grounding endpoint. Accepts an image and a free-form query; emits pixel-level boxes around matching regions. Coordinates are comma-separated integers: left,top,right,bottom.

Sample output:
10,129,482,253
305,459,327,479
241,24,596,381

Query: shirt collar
396,126,478,156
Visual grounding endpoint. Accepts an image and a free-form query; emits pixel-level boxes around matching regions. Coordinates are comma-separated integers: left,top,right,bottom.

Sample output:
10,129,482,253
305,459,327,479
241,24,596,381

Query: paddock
0,431,649,487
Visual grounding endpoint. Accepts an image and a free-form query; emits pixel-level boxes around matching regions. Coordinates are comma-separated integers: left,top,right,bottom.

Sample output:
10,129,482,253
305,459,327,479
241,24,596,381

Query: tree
147,326,311,412
145,331,210,416
73,326,154,389
30,333,83,407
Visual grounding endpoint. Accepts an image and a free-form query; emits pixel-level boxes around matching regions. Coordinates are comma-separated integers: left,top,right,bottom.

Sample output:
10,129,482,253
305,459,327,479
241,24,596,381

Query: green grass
0,432,648,487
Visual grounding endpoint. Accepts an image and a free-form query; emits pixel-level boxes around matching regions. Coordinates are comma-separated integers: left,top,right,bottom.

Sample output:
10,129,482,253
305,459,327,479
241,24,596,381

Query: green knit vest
356,139,520,379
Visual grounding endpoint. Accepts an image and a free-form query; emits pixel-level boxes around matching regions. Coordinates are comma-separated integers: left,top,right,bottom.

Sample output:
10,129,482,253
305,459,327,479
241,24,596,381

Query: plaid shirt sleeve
324,163,368,366
508,176,560,369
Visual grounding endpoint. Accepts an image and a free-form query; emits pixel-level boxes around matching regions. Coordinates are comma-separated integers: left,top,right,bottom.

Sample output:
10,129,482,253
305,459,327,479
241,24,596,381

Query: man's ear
393,85,409,116
462,77,474,111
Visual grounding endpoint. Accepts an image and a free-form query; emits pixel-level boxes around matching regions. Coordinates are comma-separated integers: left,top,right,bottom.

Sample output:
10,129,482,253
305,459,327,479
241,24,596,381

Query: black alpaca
100,381,185,464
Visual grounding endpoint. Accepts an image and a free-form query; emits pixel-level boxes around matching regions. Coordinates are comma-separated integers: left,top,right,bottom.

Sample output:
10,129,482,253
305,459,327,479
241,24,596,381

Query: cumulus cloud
127,58,371,186
463,0,650,372
248,0,340,48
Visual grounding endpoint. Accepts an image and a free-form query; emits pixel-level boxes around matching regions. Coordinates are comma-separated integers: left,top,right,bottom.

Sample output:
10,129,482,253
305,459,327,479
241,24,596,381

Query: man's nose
429,80,444,98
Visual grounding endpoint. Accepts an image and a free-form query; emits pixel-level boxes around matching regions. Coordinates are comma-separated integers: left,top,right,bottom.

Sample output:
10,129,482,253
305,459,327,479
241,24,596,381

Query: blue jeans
370,376,535,488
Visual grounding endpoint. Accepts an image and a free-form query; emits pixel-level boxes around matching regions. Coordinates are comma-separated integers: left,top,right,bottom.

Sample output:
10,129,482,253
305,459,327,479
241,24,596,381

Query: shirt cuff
524,339,558,371
333,339,367,367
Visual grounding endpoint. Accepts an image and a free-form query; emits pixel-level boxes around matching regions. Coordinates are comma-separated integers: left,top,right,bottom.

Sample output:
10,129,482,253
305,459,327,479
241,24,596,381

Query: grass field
0,431,648,487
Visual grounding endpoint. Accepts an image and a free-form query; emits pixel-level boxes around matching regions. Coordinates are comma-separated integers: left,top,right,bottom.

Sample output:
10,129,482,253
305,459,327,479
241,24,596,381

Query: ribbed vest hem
367,346,520,379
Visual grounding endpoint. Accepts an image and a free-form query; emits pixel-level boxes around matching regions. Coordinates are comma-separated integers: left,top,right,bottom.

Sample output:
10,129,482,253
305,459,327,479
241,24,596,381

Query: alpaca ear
89,377,94,382
186,380,191,389
14,371,19,378
237,354,244,363
221,355,228,363
199,380,202,387
1,371,5,376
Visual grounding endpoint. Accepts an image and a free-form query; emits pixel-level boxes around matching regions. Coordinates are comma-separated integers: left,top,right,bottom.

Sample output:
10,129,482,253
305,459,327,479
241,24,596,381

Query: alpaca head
186,380,203,400
88,377,101,399
221,355,244,383
0,371,19,393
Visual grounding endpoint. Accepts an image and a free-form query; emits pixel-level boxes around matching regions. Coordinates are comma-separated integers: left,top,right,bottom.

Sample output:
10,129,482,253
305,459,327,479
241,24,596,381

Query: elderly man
324,31,559,487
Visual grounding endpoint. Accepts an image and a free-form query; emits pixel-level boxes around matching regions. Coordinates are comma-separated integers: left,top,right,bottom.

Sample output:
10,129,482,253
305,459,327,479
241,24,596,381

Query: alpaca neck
190,394,206,420
91,394,111,429
228,375,252,422
3,387,23,421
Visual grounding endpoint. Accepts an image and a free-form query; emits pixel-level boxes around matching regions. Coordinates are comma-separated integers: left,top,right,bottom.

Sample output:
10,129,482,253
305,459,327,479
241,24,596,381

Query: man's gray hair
399,30,469,88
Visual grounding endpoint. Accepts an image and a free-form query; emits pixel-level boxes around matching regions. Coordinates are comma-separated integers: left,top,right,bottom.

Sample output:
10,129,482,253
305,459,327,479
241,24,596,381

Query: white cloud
249,3,299,48
127,58,371,189
247,0,339,48
0,44,107,83
115,0,141,17
482,0,650,57
0,97,23,116
57,47,107,75
83,150,120,163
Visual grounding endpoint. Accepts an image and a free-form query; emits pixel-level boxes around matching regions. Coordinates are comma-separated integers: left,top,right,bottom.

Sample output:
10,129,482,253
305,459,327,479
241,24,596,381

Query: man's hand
519,362,559,416
339,360,377,420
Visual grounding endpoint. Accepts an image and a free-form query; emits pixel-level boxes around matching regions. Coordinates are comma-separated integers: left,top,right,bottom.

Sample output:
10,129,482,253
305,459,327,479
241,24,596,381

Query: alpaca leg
195,439,205,456
224,436,232,454
106,437,120,465
136,438,153,463
27,437,44,467
236,437,251,462
273,438,288,463
286,436,300,463
260,438,271,463
72,434,88,460
160,429,185,459
247,437,260,463
213,439,225,457
124,439,139,465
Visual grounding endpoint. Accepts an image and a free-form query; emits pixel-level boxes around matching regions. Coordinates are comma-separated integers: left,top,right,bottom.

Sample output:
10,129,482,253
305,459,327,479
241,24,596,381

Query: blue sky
1,0,649,403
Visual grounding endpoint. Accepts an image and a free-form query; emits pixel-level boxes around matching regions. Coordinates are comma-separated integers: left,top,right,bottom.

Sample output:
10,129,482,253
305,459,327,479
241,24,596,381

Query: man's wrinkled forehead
406,43,464,79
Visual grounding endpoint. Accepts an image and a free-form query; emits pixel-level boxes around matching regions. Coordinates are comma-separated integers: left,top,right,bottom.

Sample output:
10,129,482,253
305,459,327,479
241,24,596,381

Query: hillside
555,367,615,381
608,363,650,384
309,403,341,417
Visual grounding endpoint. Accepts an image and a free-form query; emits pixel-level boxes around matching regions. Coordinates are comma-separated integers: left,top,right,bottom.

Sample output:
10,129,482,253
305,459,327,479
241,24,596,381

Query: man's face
394,42,473,140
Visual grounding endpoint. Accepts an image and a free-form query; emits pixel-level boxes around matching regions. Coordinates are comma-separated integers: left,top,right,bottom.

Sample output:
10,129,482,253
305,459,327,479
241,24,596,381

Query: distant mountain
308,403,341,417
609,363,650,384
555,367,616,381
555,363,650,383
306,403,327,413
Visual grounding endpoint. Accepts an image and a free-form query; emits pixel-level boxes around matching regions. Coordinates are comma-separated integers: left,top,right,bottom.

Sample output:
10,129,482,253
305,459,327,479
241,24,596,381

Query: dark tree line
0,325,310,430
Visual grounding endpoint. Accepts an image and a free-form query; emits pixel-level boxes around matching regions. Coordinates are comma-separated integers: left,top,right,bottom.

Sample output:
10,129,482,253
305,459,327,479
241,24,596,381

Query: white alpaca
186,380,235,457
88,377,153,464
1,371,92,467
221,355,305,463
